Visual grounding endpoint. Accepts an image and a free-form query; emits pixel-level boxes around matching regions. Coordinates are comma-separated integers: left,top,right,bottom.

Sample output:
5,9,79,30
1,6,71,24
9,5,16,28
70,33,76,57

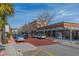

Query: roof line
49,21,79,26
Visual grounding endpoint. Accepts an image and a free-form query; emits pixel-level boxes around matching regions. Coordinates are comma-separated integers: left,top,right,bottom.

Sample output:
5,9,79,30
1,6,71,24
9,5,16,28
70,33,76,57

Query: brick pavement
8,36,16,44
17,37,59,46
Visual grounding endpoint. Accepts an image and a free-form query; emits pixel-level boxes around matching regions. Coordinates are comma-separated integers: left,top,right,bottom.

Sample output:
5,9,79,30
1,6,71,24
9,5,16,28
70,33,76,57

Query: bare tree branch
37,12,53,24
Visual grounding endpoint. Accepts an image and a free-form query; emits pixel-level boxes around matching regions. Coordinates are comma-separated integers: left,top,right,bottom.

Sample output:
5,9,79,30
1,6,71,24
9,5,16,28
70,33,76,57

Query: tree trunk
2,30,8,44
0,29,8,44
0,31,2,44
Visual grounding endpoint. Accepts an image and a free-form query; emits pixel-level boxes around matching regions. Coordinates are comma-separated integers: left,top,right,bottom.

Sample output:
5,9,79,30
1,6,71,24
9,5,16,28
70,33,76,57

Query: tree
0,3,14,44
37,12,53,36
38,12,53,24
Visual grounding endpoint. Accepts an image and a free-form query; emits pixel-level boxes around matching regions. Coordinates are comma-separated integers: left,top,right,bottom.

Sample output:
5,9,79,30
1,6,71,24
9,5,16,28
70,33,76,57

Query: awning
51,27,68,31
37,27,79,31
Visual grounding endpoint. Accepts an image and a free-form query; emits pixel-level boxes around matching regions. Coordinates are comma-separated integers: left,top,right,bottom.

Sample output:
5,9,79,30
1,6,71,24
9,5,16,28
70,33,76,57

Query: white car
36,34,46,39
32,35,38,38
41,35,46,39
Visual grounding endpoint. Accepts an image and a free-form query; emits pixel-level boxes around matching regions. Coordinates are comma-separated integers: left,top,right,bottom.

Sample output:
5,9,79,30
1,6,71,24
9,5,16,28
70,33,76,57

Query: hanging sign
5,25,10,32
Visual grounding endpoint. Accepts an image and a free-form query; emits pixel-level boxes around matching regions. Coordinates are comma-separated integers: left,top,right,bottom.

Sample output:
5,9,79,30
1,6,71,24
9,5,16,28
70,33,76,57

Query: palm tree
0,3,14,44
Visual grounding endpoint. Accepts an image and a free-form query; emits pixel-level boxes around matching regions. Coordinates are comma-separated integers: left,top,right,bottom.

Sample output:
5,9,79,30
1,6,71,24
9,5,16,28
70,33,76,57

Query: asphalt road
14,37,79,56
39,44,79,56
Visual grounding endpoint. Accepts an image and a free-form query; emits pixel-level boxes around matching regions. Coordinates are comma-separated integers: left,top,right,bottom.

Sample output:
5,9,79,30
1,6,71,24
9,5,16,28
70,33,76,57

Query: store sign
5,25,10,32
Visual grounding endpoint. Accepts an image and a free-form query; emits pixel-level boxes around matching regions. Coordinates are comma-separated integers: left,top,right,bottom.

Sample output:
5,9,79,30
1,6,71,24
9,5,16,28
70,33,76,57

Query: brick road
16,37,59,46
7,36,59,46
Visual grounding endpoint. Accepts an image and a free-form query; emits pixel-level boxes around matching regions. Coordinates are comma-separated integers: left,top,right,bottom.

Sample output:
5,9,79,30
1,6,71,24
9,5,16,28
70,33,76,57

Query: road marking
16,48,54,56
32,48,42,56
42,50,54,56
32,48,54,56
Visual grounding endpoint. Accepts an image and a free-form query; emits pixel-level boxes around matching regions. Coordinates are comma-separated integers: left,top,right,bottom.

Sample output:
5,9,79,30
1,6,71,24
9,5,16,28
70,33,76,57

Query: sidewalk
5,43,37,56
54,39,79,49
0,36,16,56
2,36,17,56
4,36,38,56
5,44,17,56
7,36,16,44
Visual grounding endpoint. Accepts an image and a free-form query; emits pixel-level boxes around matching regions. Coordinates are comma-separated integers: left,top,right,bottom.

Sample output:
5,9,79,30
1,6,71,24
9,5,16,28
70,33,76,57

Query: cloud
8,3,79,28
8,8,47,28
52,9,79,20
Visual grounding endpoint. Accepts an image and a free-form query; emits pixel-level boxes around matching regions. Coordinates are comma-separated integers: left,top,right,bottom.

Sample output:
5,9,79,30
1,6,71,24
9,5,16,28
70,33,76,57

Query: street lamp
2,24,10,40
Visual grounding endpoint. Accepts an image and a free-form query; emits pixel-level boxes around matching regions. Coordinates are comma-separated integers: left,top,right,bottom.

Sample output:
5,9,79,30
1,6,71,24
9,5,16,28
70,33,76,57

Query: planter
1,39,8,44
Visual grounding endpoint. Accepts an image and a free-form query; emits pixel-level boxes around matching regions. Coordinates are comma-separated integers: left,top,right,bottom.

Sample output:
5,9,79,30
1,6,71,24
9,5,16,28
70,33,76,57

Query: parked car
14,35,25,42
12,34,17,39
21,32,28,39
32,34,38,38
36,34,46,39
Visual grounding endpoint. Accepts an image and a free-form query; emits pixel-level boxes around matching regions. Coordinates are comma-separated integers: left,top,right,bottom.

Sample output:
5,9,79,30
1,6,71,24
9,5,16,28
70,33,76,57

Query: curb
59,43,79,49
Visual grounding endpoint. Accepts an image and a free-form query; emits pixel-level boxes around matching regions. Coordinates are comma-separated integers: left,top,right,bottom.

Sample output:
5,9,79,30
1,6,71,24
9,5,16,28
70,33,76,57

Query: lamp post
2,24,10,43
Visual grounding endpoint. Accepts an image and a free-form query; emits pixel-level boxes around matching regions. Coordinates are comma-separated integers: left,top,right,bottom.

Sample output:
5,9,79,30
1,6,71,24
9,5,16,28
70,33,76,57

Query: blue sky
8,3,79,28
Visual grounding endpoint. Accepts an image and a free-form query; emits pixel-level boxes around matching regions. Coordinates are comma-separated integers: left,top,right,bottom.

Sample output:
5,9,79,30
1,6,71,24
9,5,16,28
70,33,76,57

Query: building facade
36,22,79,41
20,20,48,33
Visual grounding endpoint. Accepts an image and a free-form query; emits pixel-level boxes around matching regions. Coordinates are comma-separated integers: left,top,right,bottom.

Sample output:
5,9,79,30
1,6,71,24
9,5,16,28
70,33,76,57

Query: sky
8,3,79,28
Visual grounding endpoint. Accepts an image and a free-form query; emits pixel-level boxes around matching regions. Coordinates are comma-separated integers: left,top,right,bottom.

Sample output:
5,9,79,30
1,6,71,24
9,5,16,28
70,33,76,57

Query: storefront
36,22,79,41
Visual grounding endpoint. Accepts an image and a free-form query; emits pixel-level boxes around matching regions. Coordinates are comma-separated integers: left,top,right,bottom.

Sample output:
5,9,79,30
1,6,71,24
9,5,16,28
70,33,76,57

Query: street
39,44,79,56
1,37,79,56
0,3,79,57
12,37,79,56
16,37,58,46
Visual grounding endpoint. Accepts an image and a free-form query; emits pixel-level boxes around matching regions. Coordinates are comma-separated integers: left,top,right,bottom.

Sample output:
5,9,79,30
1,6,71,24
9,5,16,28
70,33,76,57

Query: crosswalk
16,47,54,56
4,43,54,56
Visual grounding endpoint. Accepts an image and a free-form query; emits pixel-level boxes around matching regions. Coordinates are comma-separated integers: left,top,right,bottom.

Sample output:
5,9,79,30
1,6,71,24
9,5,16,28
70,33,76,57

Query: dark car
21,32,28,39
12,34,17,39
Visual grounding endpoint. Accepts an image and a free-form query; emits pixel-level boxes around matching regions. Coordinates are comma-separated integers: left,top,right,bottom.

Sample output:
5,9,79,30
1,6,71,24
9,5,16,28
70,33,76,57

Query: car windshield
17,35,23,37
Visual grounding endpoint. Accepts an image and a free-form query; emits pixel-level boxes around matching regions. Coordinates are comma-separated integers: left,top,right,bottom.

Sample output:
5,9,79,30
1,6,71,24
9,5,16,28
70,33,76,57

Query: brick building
21,20,48,33
36,22,79,41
